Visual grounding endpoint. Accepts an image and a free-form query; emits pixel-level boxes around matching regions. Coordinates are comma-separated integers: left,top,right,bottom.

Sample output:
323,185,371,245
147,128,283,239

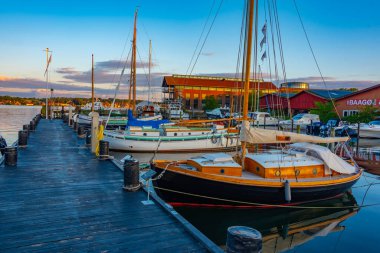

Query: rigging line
106,47,132,128
188,0,224,76
153,185,378,210
185,0,217,76
272,0,291,118
292,0,342,121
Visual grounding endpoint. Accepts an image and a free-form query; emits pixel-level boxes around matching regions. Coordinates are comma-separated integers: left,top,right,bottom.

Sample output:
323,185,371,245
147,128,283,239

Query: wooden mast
241,0,255,162
91,54,95,112
148,40,152,103
130,9,138,112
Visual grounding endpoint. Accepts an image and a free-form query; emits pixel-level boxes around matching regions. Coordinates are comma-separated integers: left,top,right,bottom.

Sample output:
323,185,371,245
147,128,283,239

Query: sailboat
150,0,362,206
103,9,240,152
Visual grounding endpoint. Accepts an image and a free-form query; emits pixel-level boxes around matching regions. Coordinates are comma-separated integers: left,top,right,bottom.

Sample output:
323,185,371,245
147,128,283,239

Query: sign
346,99,380,106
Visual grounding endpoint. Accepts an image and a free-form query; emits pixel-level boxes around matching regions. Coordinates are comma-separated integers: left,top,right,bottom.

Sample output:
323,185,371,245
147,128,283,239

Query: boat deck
0,120,213,252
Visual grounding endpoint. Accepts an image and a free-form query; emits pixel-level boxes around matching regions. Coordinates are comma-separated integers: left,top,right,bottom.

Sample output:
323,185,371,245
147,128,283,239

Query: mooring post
90,112,99,153
68,106,73,127
18,130,28,147
5,146,18,166
226,226,262,253
123,158,140,191
23,125,29,137
98,140,109,160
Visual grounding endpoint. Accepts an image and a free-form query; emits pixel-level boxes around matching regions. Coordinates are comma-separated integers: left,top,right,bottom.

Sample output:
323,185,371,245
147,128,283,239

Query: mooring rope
151,185,380,209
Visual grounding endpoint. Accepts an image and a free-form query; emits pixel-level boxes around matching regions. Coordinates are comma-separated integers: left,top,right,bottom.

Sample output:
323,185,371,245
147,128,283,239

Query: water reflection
175,192,358,252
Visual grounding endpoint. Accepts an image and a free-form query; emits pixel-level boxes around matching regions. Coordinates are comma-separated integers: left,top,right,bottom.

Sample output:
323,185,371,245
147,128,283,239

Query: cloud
95,60,157,70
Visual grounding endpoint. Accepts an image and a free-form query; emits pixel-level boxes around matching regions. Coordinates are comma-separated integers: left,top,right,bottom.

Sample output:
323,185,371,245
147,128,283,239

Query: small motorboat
279,113,320,130
249,111,279,126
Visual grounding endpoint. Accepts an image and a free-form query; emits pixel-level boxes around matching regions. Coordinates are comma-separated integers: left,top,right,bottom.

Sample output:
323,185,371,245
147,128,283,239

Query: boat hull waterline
151,165,362,207
104,133,239,152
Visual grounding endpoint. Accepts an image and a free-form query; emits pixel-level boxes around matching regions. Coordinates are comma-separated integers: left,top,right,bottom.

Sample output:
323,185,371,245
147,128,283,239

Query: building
280,82,309,93
335,84,380,117
259,89,353,114
162,75,278,110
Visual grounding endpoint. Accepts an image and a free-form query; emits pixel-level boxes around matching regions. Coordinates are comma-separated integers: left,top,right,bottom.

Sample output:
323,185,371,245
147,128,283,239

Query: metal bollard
77,126,85,137
18,130,28,147
85,131,91,146
123,159,140,191
23,125,29,136
98,140,109,160
29,120,35,131
5,147,18,166
226,226,262,253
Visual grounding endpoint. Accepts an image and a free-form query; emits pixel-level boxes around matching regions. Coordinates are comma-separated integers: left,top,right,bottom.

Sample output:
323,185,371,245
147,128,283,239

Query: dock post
29,120,35,132
5,147,18,166
123,158,141,191
18,130,28,147
98,140,109,159
90,112,99,154
23,125,29,137
68,106,73,126
77,126,85,138
291,120,294,132
226,226,262,253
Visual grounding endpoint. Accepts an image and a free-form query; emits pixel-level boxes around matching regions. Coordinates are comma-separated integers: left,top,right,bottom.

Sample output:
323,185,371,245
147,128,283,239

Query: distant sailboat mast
128,9,138,112
44,48,52,119
91,54,95,112
148,40,152,103
241,0,255,162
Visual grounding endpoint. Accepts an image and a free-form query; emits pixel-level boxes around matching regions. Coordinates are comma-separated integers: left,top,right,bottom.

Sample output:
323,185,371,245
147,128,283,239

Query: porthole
143,133,147,136
275,170,281,177
174,133,177,136
220,169,225,174
188,133,191,135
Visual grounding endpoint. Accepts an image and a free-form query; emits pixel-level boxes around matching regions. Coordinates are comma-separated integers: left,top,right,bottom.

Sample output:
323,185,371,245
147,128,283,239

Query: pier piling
123,158,140,191
4,146,17,166
18,130,28,147
226,226,262,253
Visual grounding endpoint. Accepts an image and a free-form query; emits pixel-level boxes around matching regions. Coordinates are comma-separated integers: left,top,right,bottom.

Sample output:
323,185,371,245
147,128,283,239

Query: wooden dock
0,120,217,252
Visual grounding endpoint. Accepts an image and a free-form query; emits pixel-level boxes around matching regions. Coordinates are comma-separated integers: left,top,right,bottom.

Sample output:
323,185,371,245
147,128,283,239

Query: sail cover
127,110,170,129
289,143,357,174
240,121,349,144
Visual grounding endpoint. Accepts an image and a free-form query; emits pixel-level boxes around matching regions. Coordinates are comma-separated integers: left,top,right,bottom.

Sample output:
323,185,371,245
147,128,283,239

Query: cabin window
174,133,177,136
256,167,260,172
143,133,147,136
220,169,225,174
188,133,191,135
202,132,204,135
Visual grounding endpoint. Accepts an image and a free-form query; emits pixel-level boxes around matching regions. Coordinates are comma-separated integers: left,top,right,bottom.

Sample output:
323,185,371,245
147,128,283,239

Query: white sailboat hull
103,132,240,152
359,128,380,138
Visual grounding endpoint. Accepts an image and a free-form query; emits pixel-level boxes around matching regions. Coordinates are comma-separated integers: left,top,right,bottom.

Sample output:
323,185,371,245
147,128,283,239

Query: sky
0,0,380,100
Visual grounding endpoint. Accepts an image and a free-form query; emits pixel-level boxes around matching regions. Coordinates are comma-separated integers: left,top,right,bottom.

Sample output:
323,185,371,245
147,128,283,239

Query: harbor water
2,106,380,252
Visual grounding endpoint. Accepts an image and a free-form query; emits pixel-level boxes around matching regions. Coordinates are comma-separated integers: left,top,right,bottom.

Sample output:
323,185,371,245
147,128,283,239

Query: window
343,110,359,117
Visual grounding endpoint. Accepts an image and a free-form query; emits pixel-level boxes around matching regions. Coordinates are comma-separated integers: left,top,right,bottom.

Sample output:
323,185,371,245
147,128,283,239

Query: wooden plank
0,120,213,252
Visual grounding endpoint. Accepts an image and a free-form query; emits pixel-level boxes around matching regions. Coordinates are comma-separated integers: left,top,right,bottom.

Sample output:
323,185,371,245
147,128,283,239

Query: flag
261,51,267,61
261,23,267,36
260,36,266,50
44,54,52,76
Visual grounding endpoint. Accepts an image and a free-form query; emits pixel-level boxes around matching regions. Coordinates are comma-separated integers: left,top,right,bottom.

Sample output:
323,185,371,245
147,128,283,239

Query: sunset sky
1,0,379,100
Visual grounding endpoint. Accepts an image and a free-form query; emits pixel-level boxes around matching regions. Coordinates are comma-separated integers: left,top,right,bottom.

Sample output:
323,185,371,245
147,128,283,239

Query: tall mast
91,54,95,112
148,40,152,103
44,48,51,119
130,9,138,112
241,0,255,161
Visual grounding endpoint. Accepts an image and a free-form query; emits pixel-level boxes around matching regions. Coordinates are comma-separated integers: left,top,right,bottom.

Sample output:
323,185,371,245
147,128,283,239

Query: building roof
335,84,380,101
307,89,354,99
162,75,278,90
260,92,297,99
290,89,354,101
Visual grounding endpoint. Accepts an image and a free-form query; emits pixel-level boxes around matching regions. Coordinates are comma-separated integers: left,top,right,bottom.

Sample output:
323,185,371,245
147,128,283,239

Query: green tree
310,101,338,123
203,96,218,111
